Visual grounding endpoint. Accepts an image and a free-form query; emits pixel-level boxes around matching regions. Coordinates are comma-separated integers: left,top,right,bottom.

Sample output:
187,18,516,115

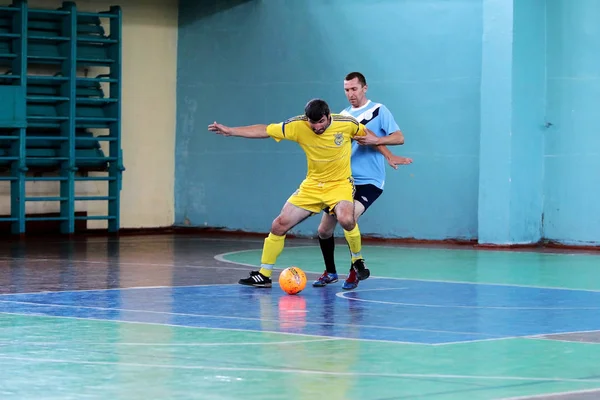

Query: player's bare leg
332,200,369,289
239,202,312,288
314,200,367,287
270,202,312,236
353,200,366,222
318,212,338,239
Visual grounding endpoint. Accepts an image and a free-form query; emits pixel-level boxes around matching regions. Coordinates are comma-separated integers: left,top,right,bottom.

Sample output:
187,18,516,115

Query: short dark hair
345,72,367,86
304,99,330,122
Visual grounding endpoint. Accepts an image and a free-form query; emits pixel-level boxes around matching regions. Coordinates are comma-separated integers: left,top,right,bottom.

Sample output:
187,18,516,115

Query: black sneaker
239,270,272,288
352,258,370,281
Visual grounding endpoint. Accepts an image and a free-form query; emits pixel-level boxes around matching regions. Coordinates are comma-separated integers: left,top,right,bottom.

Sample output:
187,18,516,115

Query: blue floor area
2,279,600,345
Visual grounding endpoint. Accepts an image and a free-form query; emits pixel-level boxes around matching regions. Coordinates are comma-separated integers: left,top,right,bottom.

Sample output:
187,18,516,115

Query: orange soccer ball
278,266,307,295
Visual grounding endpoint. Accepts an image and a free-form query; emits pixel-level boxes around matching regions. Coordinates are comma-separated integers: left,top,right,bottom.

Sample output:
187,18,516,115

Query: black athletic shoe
238,270,272,288
352,258,370,281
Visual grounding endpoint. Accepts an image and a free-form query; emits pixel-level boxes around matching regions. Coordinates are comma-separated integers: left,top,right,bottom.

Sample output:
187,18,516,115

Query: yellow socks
343,224,363,262
257,226,360,278
259,232,286,277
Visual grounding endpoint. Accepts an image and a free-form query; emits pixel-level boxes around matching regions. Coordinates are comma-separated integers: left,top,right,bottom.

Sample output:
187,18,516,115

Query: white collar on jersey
340,100,381,123
348,100,372,112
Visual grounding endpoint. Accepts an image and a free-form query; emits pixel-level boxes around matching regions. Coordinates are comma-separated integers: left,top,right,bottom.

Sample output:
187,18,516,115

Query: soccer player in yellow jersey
208,99,371,288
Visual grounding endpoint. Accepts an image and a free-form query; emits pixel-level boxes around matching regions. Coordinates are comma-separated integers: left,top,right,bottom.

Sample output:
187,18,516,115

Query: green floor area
2,314,600,400
222,244,600,291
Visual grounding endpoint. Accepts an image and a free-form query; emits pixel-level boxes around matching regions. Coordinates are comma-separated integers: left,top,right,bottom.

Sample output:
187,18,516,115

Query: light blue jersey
340,100,400,189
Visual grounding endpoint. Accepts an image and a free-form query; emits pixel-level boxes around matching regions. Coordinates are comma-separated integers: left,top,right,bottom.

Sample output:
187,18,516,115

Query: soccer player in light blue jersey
313,72,412,290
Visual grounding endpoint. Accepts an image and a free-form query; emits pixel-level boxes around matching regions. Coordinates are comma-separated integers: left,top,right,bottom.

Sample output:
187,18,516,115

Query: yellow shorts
287,178,355,215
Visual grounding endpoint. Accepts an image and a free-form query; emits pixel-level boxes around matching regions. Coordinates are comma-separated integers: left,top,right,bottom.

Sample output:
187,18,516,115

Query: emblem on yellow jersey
334,133,344,146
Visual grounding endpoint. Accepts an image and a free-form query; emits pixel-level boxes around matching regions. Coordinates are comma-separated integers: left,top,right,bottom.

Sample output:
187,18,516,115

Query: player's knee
337,214,356,231
271,222,286,236
271,216,290,236
317,224,334,239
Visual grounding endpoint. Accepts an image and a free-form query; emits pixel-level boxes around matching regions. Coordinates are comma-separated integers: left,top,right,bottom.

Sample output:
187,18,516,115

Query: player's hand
386,155,413,170
208,121,232,136
355,128,380,146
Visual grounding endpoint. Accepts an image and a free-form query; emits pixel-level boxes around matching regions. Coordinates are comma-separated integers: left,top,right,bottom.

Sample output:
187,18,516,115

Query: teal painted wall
544,0,600,245
175,0,600,246
176,0,482,240
478,0,545,245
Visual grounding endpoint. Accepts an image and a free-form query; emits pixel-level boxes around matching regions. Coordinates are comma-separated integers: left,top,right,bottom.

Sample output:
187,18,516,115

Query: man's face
344,77,368,108
308,115,331,134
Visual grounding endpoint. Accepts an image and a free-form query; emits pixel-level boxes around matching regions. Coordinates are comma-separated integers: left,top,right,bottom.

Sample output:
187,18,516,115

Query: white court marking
0,283,239,297
335,288,600,310
528,329,600,338
215,248,600,293
1,354,599,384
0,257,262,273
0,312,423,346
17,233,592,256
0,299,493,338
0,338,337,347
213,247,600,345
2,241,596,349
499,387,600,400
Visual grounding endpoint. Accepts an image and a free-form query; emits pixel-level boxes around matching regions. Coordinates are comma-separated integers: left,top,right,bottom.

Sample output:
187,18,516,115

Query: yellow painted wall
0,0,178,229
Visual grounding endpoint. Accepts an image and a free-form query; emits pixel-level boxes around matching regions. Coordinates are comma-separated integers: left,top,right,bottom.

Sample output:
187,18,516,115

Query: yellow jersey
266,114,366,182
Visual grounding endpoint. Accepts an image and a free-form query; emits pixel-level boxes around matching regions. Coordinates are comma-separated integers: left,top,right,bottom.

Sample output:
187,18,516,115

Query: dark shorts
354,184,383,213
323,183,383,215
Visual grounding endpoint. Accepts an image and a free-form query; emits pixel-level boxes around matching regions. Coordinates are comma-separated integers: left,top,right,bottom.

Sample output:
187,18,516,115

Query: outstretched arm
355,129,404,146
355,127,411,169
208,122,269,139
376,145,412,170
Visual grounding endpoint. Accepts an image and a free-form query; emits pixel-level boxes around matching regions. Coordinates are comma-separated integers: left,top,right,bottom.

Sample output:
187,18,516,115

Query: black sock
319,235,337,274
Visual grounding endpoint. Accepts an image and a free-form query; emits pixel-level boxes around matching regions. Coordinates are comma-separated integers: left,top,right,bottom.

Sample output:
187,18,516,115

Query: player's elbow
395,132,405,145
